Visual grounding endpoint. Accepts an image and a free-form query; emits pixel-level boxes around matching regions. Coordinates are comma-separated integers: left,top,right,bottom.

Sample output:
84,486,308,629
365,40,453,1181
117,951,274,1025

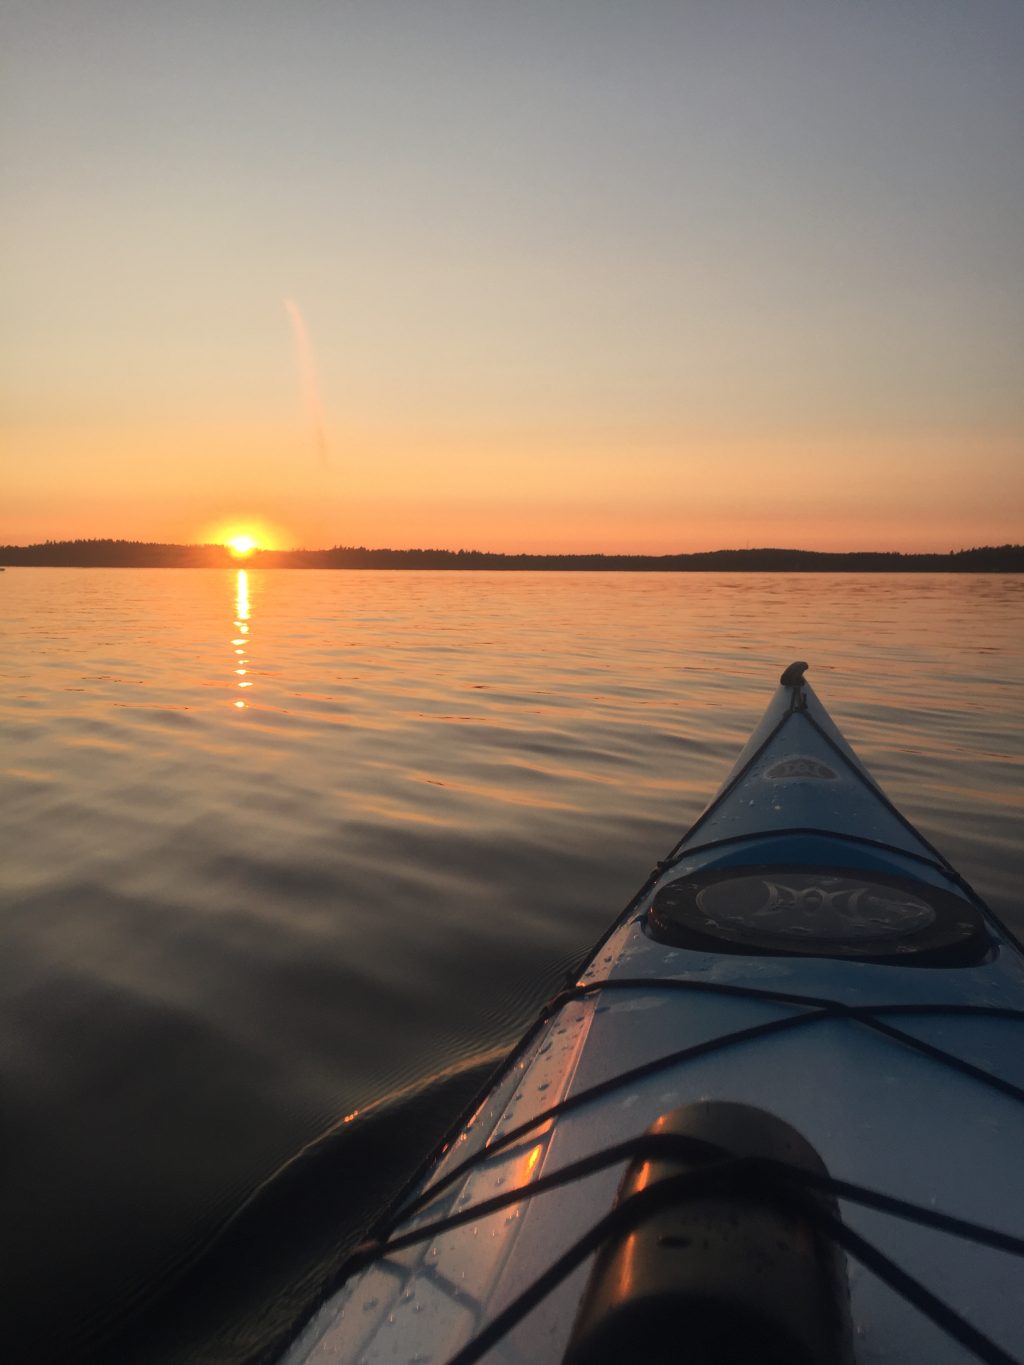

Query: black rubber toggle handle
780,661,809,687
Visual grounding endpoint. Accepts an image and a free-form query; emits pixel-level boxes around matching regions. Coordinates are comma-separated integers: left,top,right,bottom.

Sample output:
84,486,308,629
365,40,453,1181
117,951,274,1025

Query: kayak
280,664,1024,1365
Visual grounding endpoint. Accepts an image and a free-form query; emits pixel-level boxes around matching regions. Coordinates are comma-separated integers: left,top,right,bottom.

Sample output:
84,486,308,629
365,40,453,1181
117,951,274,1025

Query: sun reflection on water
233,570,252,708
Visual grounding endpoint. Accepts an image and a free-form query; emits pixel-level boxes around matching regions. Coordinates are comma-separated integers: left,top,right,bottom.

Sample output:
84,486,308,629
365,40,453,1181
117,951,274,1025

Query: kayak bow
282,665,1024,1365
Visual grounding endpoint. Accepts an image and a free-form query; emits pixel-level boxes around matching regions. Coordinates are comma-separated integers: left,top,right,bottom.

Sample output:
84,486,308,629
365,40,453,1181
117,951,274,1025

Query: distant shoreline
2,540,1023,572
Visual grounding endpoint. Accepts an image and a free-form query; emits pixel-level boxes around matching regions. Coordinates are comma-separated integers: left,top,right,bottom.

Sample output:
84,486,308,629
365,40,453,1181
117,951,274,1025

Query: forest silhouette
2,540,1022,571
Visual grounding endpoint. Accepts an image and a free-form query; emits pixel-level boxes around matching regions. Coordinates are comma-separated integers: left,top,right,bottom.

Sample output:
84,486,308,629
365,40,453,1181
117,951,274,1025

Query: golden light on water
233,569,251,709
235,570,250,621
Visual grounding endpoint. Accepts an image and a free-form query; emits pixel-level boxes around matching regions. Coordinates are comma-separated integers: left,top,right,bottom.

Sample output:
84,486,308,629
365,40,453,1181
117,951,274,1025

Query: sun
202,517,283,557
227,534,258,558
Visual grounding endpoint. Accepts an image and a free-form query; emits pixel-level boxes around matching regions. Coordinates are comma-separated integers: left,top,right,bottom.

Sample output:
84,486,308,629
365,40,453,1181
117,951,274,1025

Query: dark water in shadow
1,570,1021,1362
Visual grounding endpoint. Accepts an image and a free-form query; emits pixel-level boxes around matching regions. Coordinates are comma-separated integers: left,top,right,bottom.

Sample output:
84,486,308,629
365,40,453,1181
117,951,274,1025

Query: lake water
2,569,1022,1364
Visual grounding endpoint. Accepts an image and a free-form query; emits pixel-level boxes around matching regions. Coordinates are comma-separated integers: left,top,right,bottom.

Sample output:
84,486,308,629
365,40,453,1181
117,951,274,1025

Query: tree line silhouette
2,539,1022,571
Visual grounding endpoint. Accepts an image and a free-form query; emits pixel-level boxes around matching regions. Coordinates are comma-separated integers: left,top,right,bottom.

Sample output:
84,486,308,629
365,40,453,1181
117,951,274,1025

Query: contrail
284,297,329,467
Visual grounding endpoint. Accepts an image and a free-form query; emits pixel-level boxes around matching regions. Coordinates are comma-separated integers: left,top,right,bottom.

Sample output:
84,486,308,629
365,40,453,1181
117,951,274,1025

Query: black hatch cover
648,866,992,966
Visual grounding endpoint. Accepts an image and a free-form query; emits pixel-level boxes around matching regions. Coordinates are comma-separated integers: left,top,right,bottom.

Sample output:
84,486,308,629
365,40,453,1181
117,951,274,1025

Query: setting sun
228,534,258,558
202,518,284,557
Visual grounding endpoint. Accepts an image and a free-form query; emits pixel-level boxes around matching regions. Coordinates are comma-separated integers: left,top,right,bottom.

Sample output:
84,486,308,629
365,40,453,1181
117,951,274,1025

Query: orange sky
3,4,1022,553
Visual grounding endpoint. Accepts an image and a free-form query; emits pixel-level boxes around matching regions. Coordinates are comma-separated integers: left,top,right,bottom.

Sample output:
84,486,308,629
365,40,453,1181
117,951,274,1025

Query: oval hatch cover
648,866,990,966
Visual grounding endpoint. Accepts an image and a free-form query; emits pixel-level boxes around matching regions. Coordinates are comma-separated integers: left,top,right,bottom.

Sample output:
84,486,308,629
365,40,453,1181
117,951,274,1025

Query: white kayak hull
281,668,1024,1365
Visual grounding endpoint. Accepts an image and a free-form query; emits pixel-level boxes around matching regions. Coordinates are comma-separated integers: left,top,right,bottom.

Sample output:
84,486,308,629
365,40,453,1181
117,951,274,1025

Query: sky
2,0,1023,553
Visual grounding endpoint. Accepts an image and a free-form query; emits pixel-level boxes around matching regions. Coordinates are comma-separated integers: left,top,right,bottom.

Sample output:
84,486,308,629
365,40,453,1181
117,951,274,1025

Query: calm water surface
2,570,1022,1362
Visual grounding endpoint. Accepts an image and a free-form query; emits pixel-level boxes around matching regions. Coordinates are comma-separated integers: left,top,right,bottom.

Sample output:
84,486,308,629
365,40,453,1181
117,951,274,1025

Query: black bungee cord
346,1133,1024,1365
332,973,1024,1365
387,976,1024,1233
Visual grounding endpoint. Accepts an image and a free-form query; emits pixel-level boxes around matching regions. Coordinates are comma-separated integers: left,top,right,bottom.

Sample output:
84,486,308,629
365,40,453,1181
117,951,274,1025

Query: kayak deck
281,668,1024,1365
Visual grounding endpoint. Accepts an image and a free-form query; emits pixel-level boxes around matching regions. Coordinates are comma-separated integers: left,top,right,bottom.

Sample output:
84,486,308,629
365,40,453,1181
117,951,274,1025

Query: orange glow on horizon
3,414,1018,556
3,419,1019,556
